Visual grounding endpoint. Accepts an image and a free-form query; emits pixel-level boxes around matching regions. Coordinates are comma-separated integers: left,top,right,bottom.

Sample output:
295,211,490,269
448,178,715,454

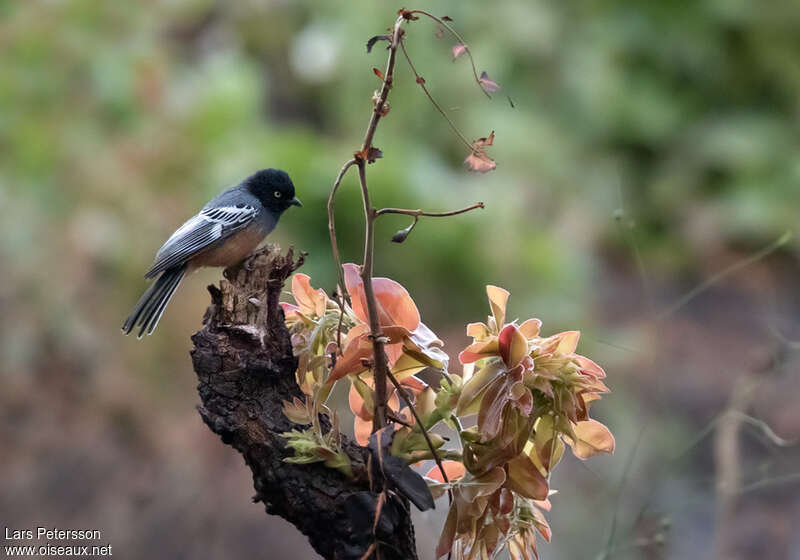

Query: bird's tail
122,264,187,338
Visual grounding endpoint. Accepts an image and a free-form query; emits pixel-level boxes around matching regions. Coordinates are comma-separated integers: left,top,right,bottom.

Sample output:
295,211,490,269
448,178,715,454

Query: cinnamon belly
189,226,267,269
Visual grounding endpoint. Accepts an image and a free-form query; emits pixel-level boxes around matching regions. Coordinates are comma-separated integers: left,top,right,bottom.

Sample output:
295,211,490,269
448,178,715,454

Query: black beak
290,196,302,207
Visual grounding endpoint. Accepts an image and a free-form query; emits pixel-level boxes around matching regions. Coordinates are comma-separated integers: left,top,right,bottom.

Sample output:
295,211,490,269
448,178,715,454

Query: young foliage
280,9,614,560
282,275,614,559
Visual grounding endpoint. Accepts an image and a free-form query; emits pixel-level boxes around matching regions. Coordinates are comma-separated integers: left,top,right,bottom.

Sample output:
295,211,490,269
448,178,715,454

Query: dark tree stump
190,245,418,560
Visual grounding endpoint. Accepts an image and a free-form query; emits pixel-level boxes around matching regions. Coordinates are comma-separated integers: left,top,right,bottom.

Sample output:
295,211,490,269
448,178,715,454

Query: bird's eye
273,191,281,198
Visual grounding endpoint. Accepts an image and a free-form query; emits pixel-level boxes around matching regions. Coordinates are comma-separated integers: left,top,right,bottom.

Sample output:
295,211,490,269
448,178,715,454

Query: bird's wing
145,204,259,278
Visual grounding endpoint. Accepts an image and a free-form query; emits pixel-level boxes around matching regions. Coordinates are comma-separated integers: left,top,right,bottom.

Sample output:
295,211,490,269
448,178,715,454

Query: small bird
122,168,301,338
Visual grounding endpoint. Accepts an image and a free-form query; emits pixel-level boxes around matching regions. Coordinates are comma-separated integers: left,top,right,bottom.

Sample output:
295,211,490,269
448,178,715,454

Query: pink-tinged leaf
343,263,421,331
530,505,552,542
555,330,580,354
458,338,500,364
519,318,542,339
452,44,467,59
506,454,549,500
279,302,300,321
568,419,615,459
466,132,497,173
575,354,606,378
498,324,528,369
425,460,466,483
486,285,509,328
534,497,552,512
465,151,496,173
478,71,501,93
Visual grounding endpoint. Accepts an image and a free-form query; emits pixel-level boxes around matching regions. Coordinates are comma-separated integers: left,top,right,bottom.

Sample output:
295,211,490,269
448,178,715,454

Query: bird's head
245,169,302,213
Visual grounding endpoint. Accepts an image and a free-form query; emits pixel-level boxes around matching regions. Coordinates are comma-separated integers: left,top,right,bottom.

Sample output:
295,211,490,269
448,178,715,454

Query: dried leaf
366,35,389,53
478,71,501,93
465,131,497,173
367,146,383,163
373,67,385,80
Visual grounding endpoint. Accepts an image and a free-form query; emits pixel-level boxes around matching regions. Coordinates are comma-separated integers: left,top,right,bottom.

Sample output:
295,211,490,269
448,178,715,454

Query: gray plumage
122,169,300,338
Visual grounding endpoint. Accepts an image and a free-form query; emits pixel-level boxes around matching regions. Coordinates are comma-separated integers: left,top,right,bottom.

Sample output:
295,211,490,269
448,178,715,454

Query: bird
122,168,301,338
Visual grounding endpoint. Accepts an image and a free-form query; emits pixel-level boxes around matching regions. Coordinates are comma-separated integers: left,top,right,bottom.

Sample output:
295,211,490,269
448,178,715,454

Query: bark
190,245,418,560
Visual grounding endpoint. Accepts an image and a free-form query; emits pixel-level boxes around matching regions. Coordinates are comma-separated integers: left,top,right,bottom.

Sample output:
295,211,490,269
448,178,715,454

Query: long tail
122,264,187,338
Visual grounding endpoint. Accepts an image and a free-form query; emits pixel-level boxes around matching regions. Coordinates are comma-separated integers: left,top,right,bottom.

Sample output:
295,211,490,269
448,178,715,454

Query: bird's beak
290,196,303,207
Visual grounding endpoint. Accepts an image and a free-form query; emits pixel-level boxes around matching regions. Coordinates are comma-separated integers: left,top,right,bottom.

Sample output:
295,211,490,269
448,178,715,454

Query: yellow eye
273,191,281,198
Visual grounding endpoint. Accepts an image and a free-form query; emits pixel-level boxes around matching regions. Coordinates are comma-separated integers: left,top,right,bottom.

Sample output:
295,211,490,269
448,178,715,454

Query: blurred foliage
2,1,800,559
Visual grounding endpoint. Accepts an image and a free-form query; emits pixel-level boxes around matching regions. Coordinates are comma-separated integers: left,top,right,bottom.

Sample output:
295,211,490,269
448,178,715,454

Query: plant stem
356,15,406,432
328,158,357,348
375,202,484,218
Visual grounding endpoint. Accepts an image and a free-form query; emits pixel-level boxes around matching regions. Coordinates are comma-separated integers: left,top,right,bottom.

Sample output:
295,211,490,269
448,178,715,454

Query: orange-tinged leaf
354,414,372,445
458,338,500,364
373,67,384,80
568,419,615,459
555,330,580,354
425,460,466,483
519,318,542,339
343,263,420,331
466,322,491,341
506,454,549,500
291,273,327,316
498,324,528,369
486,285,509,328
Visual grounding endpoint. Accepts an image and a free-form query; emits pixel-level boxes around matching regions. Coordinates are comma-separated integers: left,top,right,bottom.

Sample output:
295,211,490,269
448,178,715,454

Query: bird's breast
190,224,270,269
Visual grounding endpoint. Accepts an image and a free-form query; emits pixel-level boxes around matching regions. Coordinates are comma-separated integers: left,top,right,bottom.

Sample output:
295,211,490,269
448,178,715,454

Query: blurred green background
2,1,800,558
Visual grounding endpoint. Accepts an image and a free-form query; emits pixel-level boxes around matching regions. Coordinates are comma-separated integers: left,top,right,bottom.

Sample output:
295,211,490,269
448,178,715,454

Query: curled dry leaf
373,67,385,80
465,131,497,173
366,35,389,53
366,146,383,163
478,71,501,93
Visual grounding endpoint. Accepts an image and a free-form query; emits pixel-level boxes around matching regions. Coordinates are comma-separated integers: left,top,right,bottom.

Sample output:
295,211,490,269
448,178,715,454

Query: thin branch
399,38,474,151
328,158,358,349
408,10,490,98
376,202,485,218
385,369,449,484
